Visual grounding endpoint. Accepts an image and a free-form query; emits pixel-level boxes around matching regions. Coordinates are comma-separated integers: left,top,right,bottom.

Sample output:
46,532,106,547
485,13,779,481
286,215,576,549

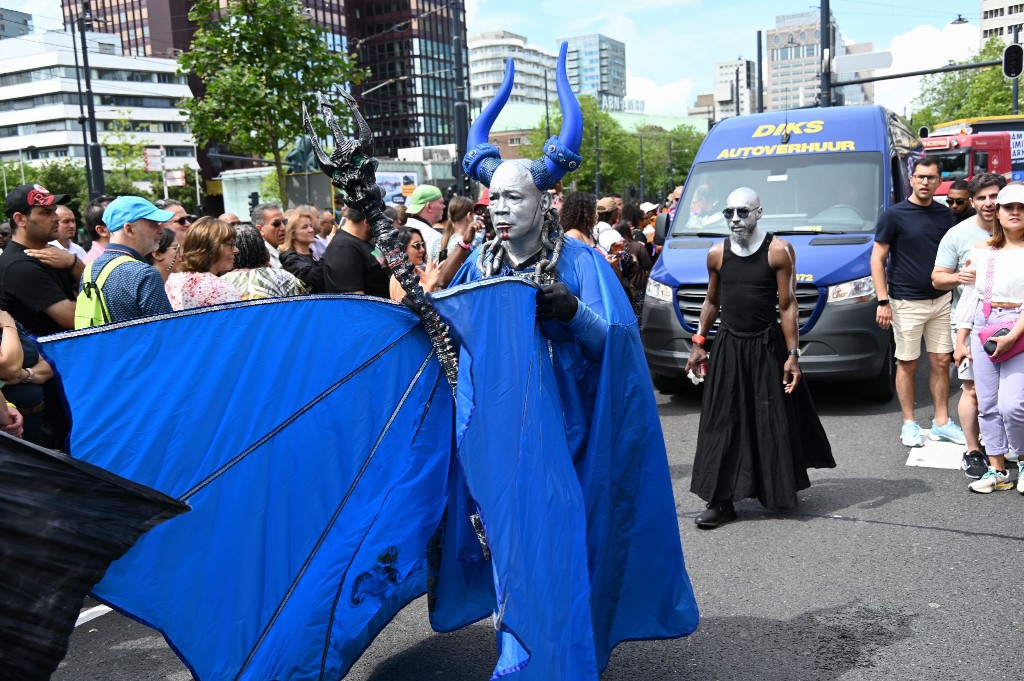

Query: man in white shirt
932,173,1006,478
405,185,445,259
252,203,285,269
49,205,88,260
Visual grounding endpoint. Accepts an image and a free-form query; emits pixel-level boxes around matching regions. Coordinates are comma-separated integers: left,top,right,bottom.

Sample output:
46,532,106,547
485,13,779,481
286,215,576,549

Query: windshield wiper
671,232,726,238
771,230,851,235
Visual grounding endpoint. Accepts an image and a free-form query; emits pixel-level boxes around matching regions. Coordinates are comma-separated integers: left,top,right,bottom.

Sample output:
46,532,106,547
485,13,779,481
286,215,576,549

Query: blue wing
40,296,453,681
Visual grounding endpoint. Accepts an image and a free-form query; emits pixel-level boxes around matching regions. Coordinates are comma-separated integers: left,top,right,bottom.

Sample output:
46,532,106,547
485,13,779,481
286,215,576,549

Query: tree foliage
101,111,152,183
521,95,704,203
911,37,1014,130
180,0,365,205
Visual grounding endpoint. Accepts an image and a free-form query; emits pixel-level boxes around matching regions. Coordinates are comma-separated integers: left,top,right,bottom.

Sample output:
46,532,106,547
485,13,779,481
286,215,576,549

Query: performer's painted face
723,188,763,247
488,162,551,246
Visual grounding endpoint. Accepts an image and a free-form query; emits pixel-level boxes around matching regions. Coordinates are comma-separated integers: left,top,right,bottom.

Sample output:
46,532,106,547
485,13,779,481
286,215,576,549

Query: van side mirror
654,213,670,246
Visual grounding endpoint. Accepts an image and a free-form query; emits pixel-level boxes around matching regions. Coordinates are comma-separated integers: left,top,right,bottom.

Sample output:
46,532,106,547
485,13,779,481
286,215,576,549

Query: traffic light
1003,43,1024,79
249,192,260,209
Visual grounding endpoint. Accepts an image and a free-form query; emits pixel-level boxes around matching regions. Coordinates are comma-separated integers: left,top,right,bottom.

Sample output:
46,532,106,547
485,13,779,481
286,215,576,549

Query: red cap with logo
4,183,70,219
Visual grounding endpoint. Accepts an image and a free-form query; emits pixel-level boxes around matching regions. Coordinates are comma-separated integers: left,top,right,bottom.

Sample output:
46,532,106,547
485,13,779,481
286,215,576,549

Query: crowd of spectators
0,180,667,451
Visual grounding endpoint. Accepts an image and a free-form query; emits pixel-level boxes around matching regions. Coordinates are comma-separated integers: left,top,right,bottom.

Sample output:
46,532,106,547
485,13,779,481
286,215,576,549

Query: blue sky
466,0,983,116
17,0,982,116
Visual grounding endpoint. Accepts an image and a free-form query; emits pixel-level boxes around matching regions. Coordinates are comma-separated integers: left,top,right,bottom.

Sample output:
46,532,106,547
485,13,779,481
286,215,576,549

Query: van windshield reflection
671,152,884,236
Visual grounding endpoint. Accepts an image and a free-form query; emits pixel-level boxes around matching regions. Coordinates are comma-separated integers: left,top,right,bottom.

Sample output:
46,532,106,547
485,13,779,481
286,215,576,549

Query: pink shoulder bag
978,247,1024,362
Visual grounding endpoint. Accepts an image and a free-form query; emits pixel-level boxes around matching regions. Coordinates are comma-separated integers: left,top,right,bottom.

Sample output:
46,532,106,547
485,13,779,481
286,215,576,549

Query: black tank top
719,233,778,332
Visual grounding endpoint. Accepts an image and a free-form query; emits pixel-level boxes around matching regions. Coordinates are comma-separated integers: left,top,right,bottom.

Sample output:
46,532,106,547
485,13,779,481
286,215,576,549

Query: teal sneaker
930,419,966,445
969,467,1014,494
901,421,924,447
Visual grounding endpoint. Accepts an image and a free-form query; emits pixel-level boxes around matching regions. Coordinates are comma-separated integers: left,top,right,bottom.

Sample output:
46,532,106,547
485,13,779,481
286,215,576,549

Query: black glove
536,282,579,322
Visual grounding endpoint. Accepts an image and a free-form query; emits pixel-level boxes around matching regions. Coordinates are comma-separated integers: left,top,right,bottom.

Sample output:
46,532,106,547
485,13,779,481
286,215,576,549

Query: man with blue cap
74,196,176,328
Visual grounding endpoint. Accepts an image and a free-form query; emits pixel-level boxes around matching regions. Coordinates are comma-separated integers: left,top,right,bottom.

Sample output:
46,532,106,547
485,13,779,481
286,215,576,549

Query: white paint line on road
75,605,112,627
905,429,963,470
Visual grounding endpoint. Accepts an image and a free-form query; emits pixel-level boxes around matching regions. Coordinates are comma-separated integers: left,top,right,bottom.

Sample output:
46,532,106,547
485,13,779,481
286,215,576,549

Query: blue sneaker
901,421,924,447
930,419,966,446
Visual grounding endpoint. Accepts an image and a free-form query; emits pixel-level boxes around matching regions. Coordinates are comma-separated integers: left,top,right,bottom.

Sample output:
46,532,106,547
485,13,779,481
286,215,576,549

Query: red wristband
692,334,706,346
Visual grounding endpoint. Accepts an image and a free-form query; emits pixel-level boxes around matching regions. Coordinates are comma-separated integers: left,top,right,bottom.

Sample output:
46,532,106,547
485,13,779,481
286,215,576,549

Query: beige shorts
891,296,953,361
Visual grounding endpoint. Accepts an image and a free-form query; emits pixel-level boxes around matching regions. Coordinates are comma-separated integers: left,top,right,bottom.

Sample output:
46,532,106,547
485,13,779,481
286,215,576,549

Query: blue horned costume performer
21,43,696,681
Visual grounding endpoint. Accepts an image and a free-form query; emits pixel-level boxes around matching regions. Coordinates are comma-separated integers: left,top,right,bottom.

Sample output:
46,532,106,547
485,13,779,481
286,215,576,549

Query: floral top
165,271,242,310
221,267,309,300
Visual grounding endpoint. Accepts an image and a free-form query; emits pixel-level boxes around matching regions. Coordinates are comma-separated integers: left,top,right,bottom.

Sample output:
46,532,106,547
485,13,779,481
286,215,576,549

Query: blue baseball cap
102,196,176,232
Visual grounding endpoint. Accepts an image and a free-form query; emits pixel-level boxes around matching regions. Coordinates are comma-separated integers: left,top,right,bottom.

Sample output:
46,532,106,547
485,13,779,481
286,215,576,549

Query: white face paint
487,161,552,267
723,187,763,251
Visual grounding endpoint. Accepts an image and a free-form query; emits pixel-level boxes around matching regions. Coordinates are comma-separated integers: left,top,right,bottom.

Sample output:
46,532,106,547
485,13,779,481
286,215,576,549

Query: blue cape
432,239,700,676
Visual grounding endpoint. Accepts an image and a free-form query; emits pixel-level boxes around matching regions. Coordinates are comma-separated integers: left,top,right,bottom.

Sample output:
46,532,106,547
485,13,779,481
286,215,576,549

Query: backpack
74,255,135,330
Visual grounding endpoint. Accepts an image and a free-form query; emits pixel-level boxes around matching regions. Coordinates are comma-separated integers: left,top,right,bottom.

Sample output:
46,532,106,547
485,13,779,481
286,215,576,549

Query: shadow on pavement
363,603,914,681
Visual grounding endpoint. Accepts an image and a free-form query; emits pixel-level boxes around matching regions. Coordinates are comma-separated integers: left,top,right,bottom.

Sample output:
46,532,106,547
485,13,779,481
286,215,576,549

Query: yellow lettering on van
839,140,855,151
805,120,824,134
795,273,814,282
753,124,777,138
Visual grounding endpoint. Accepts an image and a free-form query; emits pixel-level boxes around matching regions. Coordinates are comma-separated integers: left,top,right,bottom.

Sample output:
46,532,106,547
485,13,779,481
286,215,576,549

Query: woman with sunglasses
279,207,326,293
144,228,181,284
165,217,242,310
389,226,427,302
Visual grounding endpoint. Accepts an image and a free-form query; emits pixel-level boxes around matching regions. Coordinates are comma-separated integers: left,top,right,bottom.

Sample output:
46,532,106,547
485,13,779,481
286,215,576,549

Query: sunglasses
722,208,751,219
270,218,287,228
409,242,426,250
947,199,968,206
171,216,196,226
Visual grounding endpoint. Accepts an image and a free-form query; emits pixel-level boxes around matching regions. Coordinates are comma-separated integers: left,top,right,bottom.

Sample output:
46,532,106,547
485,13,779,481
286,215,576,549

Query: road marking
75,605,112,627
904,430,963,470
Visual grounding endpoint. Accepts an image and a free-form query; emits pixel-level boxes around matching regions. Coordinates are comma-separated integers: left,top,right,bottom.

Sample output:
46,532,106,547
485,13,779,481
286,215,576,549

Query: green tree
180,0,365,205
521,97,704,202
102,111,153,185
912,37,1013,130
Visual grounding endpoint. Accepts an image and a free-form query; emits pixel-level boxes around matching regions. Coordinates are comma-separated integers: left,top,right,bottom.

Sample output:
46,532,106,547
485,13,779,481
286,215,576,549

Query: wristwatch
877,299,890,307
691,334,706,346
788,349,800,357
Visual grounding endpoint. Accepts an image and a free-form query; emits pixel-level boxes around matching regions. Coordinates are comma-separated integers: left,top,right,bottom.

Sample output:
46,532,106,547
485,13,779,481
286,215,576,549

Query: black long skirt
690,325,835,508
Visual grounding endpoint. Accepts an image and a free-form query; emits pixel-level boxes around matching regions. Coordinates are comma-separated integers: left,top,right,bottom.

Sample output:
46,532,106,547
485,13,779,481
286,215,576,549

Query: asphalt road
52,364,1023,680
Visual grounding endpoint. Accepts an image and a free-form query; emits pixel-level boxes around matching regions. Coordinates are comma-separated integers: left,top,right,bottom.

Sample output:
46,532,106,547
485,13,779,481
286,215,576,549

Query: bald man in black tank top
685,187,835,529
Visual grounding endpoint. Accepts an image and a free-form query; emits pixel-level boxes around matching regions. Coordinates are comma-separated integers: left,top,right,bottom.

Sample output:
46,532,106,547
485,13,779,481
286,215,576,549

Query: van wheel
652,373,685,395
859,337,895,402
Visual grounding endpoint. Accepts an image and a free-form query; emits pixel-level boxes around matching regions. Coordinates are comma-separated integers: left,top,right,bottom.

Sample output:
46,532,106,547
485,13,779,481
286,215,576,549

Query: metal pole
594,122,601,196
734,66,740,117
19,149,25,183
638,135,645,202
544,68,551,139
1015,25,1020,115
193,144,201,209
161,146,168,200
834,59,1002,87
756,31,764,113
820,0,831,107
79,0,105,197
69,11,94,197
450,0,469,196
2,164,7,195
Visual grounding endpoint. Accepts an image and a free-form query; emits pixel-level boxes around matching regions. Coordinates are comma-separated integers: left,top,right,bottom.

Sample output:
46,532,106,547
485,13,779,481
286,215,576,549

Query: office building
62,0,468,159
557,33,626,111
469,31,556,109
765,11,836,110
0,7,31,40
714,59,756,118
0,31,196,170
981,1,1024,41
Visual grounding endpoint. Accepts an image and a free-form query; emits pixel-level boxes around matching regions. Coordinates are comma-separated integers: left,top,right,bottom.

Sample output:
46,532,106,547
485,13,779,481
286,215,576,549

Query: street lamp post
79,0,106,197
450,0,469,196
68,9,94,197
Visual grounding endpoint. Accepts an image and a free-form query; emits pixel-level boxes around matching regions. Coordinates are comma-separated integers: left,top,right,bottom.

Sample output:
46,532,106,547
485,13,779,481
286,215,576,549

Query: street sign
833,50,893,74
144,147,163,173
164,170,186,187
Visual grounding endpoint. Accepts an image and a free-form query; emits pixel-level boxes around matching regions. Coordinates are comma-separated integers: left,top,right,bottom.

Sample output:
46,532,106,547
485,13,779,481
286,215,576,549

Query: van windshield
671,151,883,236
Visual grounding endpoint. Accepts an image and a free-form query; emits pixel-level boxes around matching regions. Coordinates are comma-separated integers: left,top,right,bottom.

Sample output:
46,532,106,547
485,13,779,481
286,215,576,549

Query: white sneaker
969,468,1014,494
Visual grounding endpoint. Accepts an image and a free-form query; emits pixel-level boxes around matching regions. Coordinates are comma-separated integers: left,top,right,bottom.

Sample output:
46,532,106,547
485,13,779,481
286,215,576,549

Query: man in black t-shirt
322,207,390,298
871,158,963,449
0,184,83,336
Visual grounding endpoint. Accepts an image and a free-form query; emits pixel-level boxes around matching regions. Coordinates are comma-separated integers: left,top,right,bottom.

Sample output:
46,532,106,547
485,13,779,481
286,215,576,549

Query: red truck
921,116,1024,198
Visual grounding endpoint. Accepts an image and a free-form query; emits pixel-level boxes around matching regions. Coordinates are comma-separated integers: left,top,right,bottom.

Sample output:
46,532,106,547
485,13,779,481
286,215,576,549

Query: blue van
643,105,922,400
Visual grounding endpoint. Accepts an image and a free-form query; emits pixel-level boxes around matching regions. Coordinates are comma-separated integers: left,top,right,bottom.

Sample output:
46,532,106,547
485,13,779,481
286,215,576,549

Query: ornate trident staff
302,90,459,391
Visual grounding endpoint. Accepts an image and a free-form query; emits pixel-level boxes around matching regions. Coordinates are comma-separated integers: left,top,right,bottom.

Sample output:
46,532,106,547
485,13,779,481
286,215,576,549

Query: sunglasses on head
947,198,968,206
722,207,751,219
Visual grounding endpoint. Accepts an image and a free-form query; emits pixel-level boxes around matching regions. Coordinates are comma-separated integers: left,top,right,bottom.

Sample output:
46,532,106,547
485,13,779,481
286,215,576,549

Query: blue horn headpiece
463,42,583,190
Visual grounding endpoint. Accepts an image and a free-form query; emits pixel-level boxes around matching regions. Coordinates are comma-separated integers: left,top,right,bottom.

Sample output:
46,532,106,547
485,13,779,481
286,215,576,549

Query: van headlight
826,276,875,305
646,278,674,303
